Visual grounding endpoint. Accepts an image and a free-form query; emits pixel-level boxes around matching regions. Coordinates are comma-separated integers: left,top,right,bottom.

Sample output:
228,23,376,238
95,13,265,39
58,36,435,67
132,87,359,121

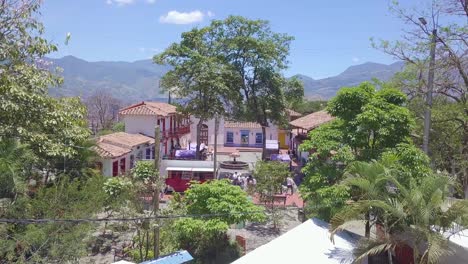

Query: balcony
160,125,191,138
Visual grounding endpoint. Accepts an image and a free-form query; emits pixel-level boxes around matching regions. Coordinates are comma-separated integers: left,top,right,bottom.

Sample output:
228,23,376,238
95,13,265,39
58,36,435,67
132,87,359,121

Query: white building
189,109,302,149
94,132,155,177
95,101,191,177
119,101,191,158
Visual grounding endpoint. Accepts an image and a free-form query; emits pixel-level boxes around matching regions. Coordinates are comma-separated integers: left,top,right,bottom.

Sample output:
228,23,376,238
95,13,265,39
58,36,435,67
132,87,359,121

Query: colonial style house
94,132,155,177
289,110,335,162
188,109,302,150
95,101,191,177
94,100,303,179
119,101,191,158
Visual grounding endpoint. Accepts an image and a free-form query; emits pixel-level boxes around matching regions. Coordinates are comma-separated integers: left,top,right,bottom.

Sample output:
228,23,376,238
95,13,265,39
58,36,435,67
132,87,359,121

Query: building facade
94,132,155,177
119,101,191,158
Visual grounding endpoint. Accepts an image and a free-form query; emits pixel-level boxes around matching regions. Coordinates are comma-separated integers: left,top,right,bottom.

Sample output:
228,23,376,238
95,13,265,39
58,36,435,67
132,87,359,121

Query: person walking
286,176,294,195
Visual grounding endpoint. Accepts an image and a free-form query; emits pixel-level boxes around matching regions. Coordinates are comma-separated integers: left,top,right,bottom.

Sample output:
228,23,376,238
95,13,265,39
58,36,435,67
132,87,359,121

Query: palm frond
353,238,396,264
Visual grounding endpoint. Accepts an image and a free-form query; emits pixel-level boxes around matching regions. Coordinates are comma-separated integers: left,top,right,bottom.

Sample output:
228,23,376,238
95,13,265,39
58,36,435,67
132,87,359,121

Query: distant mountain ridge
47,56,171,103
294,61,405,99
47,56,404,102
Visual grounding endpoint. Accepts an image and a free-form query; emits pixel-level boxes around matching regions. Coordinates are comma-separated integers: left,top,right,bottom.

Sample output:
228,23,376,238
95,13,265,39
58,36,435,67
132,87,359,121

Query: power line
0,210,264,225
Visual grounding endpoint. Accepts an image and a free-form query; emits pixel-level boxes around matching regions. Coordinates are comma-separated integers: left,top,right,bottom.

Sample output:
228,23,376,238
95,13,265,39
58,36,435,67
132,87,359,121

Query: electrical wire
0,210,265,224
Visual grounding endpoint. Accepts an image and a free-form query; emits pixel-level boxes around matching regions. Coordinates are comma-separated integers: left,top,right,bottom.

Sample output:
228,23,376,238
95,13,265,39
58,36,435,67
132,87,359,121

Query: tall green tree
254,161,291,230
211,16,303,159
155,27,238,159
0,0,90,159
373,0,468,197
300,82,414,220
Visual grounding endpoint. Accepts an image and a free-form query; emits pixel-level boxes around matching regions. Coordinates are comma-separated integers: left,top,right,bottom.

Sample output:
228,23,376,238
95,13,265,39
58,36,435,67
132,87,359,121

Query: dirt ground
227,207,303,253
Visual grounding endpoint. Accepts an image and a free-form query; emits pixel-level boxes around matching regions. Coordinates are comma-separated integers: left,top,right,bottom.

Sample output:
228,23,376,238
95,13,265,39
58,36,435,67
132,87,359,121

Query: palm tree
341,161,396,238
331,173,468,264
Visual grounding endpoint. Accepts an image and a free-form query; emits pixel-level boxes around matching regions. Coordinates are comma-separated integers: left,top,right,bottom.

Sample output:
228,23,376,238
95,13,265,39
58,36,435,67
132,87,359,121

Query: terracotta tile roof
94,142,130,159
289,110,335,131
94,132,154,158
224,121,262,129
286,109,302,117
119,101,177,117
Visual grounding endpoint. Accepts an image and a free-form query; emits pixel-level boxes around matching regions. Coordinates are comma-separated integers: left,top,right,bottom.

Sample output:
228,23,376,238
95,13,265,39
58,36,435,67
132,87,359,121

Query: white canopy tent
440,229,468,263
232,218,359,264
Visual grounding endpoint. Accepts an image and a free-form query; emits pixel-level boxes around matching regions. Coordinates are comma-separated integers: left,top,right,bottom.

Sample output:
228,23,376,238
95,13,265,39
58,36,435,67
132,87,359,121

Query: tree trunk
463,124,468,199
214,116,219,179
261,126,267,160
137,228,143,262
196,119,203,160
388,249,394,264
365,211,370,238
144,230,149,260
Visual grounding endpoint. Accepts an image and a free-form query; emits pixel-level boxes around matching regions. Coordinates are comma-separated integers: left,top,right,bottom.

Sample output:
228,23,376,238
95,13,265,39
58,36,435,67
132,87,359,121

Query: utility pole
422,28,437,155
153,125,161,259
214,116,219,179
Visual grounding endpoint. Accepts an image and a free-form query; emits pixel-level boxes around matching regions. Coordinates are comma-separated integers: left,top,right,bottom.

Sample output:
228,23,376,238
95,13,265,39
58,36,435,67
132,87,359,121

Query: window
226,132,234,144
112,161,118,177
240,130,249,145
120,158,126,174
255,133,263,144
181,171,192,180
130,155,135,169
146,148,151,159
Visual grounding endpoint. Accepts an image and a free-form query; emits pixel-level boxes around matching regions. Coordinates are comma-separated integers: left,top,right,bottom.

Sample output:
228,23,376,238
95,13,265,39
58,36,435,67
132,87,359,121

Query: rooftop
286,109,302,117
225,121,262,129
289,110,334,131
94,132,154,158
119,101,177,117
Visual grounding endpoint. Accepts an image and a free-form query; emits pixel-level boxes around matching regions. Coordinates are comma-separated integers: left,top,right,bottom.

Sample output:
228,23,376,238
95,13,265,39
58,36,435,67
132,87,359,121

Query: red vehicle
165,169,214,192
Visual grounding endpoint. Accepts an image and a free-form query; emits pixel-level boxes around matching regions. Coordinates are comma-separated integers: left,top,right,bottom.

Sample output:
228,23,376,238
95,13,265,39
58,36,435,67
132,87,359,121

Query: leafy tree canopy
184,180,265,225
300,81,416,221
0,0,90,158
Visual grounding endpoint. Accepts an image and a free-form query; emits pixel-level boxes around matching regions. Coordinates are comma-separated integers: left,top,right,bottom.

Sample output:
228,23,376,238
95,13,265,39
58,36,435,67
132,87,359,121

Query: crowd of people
230,172,257,191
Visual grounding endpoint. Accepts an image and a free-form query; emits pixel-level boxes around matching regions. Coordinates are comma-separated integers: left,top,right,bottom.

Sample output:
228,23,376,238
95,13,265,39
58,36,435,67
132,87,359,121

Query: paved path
252,192,304,208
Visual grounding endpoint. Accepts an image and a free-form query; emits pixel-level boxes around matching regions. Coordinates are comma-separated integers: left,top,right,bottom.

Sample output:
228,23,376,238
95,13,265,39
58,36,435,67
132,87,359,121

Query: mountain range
47,56,404,103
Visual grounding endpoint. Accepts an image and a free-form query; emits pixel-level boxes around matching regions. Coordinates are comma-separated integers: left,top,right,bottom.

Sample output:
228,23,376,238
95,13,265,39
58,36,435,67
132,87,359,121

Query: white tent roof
112,261,135,264
232,218,358,264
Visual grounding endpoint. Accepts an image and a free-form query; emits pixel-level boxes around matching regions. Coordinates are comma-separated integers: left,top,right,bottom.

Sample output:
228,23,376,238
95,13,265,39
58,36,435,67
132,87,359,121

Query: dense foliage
331,163,468,264
300,82,415,220
156,16,303,158
375,0,468,197
184,180,265,225
1,176,107,262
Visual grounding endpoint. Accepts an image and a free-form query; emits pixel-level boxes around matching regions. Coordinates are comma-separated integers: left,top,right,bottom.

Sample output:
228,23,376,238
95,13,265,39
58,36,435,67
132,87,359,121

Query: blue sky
41,0,419,78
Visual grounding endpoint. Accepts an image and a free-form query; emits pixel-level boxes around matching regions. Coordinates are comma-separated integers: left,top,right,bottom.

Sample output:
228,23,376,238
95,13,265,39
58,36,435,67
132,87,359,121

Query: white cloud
207,11,215,17
138,47,161,53
146,0,156,3
106,0,135,6
352,57,360,63
159,10,205,24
